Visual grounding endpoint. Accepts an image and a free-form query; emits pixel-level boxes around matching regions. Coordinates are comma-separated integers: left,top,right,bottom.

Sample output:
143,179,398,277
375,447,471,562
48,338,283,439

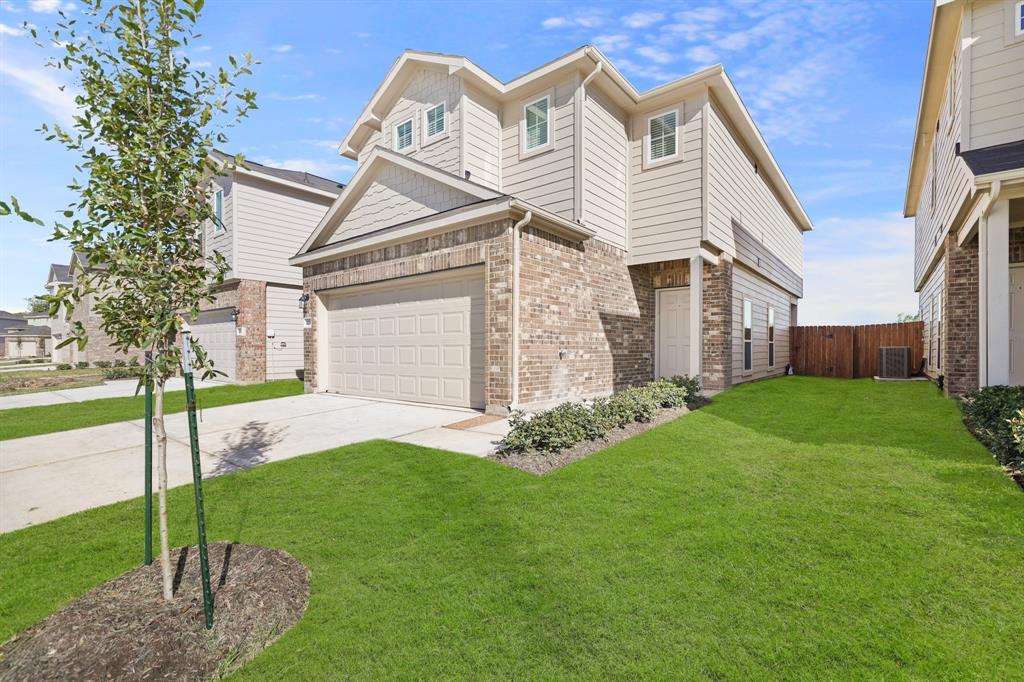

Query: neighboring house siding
627,92,705,264
731,265,792,384
914,25,973,287
462,85,502,190
233,175,334,286
920,257,945,376
501,77,578,219
266,284,304,380
205,175,235,278
582,85,629,250
967,0,1024,150
706,98,803,279
327,164,482,244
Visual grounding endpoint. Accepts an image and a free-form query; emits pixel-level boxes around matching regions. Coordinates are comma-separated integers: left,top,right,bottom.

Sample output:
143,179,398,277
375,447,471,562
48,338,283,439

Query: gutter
510,210,532,411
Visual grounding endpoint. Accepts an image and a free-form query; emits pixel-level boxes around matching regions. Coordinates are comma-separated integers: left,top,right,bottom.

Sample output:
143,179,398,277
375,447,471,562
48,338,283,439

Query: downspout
582,59,603,88
510,210,533,411
979,179,1002,386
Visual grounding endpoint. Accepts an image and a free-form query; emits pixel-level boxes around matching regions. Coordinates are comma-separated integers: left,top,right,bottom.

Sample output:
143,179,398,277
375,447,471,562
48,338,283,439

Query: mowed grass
1,377,1021,679
0,379,303,440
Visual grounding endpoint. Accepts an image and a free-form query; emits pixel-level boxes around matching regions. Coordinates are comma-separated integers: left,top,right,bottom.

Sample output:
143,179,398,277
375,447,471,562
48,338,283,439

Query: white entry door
1010,266,1024,385
324,268,485,408
657,287,690,378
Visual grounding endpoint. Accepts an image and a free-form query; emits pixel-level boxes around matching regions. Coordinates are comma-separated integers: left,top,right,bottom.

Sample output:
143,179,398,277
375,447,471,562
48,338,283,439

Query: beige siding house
907,0,1024,393
196,154,343,382
291,47,811,413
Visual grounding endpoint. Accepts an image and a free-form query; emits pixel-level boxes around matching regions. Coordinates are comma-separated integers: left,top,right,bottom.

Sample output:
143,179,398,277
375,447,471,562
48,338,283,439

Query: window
648,109,678,163
523,95,550,152
394,117,414,151
1016,1,1024,36
767,306,776,368
423,103,446,142
213,189,223,232
937,292,943,370
743,300,753,372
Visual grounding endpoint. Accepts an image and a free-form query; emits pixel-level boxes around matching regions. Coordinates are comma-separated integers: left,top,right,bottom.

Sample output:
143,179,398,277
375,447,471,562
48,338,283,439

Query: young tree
5,0,256,600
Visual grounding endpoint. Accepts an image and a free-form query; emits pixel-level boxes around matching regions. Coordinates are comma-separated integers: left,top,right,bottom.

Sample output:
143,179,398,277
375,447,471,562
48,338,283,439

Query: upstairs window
648,109,678,163
394,117,414,151
523,95,550,152
1017,1,1024,36
743,300,753,372
423,103,446,141
213,189,223,232
768,306,776,368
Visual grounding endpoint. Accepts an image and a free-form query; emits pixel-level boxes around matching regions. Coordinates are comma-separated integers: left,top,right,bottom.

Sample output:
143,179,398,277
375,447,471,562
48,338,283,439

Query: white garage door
324,268,485,408
190,308,236,380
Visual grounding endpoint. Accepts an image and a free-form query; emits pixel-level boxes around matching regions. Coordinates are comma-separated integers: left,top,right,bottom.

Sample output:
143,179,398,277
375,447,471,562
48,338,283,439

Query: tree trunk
153,374,173,600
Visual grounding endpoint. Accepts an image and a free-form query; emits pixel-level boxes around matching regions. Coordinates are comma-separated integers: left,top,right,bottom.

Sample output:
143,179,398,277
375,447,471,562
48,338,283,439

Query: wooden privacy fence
790,322,924,379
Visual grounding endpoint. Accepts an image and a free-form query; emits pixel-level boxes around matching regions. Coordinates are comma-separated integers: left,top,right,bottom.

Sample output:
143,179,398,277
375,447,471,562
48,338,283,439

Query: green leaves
0,196,44,226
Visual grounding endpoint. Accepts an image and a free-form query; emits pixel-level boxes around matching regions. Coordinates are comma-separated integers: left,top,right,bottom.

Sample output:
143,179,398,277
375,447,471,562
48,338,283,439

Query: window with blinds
424,103,445,140
524,96,549,150
648,110,678,162
394,118,413,151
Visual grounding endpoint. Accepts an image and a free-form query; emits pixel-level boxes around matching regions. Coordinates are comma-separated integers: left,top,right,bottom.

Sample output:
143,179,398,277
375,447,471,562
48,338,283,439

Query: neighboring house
906,0,1024,393
290,47,811,413
0,310,50,359
45,262,73,364
196,152,344,382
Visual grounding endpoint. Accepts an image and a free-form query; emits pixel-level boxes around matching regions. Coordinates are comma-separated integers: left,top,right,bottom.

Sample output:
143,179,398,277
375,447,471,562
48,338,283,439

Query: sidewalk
0,377,222,410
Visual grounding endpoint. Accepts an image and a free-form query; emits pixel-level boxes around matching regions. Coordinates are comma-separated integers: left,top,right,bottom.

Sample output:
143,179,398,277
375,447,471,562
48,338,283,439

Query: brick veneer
701,259,733,391
204,279,267,383
68,291,143,365
943,232,978,395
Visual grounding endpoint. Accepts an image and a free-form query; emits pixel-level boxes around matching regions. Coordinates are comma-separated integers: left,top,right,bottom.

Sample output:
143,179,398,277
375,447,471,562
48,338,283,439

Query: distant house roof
210,150,345,195
1,324,51,337
49,263,70,282
0,311,28,334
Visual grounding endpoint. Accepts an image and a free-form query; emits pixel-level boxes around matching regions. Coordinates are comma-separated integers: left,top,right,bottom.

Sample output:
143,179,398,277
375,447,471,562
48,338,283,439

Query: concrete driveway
0,393,508,533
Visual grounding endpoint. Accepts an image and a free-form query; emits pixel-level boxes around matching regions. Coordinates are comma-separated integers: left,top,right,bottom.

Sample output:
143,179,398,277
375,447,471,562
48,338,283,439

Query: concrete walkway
0,377,222,410
0,393,508,533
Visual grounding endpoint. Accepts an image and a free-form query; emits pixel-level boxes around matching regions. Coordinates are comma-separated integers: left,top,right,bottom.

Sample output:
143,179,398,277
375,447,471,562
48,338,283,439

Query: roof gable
298,147,504,255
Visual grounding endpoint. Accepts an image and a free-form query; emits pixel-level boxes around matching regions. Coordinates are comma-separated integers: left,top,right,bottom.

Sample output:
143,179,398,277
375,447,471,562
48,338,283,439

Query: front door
657,287,690,378
1010,266,1024,385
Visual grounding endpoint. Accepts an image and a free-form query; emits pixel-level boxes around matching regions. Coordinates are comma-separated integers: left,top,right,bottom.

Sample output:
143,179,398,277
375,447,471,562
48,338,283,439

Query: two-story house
194,153,344,382
907,0,1024,393
290,47,812,414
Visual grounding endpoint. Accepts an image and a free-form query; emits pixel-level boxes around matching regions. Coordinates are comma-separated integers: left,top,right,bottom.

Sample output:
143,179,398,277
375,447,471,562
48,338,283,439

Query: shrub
502,402,606,453
94,360,111,368
645,378,689,408
33,358,48,363
103,367,141,380
113,358,126,367
1010,408,1024,463
56,363,73,370
75,361,89,369
668,374,701,400
15,359,32,365
594,385,660,428
958,385,1024,469
128,356,140,367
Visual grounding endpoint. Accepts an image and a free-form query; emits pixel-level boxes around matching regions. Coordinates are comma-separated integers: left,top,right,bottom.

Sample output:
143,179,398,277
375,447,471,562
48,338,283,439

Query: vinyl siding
706,98,803,278
266,284,305,380
919,258,945,377
233,176,335,285
627,92,705,264
462,85,502,190
967,0,1024,149
204,175,235,277
914,21,973,288
327,163,483,244
731,264,793,383
582,85,628,250
501,77,578,219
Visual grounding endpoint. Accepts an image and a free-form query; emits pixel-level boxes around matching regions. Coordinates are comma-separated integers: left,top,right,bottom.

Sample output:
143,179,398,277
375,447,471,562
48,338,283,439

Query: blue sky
1,0,931,323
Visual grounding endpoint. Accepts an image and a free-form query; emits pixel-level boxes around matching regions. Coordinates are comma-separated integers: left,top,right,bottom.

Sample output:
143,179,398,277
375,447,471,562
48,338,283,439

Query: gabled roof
48,263,70,283
210,150,345,197
340,46,811,232
295,146,506,256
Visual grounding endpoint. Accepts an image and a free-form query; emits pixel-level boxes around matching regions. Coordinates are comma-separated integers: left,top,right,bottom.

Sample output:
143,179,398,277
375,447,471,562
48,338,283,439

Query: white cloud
193,45,212,53
593,34,630,52
615,58,679,83
684,45,717,65
190,60,212,69
0,1,22,12
636,45,673,64
270,44,293,53
543,12,605,30
0,20,22,34
0,57,78,127
573,13,604,28
672,6,726,24
266,92,323,101
28,0,73,13
256,157,355,180
301,138,342,152
542,16,570,29
623,11,662,29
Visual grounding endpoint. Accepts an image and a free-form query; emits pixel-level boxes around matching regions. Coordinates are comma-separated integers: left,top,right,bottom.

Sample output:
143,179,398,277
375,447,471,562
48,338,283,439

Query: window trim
421,102,447,145
743,299,753,374
1016,0,1024,37
644,107,681,169
212,188,224,233
520,91,554,159
393,116,416,153
767,306,776,369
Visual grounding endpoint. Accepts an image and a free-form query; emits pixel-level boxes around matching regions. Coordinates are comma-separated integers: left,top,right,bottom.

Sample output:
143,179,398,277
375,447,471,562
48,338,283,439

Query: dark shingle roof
0,311,28,334
958,140,1024,176
49,263,70,282
211,151,345,194
1,325,51,337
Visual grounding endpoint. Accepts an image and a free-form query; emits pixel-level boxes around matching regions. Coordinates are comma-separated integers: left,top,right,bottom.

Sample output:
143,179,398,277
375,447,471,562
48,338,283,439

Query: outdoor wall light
298,293,310,313
230,307,240,323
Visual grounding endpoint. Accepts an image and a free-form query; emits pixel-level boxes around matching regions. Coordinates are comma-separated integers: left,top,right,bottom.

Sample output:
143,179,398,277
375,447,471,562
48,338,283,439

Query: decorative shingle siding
943,233,979,394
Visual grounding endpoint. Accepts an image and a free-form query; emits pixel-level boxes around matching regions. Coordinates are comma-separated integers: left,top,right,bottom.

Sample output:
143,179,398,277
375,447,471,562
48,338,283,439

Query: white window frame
644,107,681,169
520,91,553,159
767,306,776,369
212,187,224,233
421,102,447,145
393,116,416,153
1016,0,1024,37
743,299,753,374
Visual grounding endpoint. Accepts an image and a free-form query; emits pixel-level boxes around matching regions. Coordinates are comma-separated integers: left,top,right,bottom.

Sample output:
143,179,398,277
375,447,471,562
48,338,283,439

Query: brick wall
69,291,142,365
204,279,267,383
517,228,654,407
702,259,733,391
943,232,978,394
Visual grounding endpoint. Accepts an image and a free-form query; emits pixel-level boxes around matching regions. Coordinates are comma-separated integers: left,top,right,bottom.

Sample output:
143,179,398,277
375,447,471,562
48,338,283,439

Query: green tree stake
144,351,153,566
183,331,214,629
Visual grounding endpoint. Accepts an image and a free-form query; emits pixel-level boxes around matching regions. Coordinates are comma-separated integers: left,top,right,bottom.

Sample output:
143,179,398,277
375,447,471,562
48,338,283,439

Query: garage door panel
324,269,485,408
190,308,236,381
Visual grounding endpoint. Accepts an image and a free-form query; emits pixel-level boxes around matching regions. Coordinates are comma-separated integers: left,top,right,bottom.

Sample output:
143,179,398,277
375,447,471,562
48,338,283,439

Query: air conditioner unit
879,346,911,379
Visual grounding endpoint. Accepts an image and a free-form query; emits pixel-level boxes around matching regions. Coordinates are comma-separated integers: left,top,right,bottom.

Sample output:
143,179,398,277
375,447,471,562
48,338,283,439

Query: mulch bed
490,401,703,475
0,543,310,681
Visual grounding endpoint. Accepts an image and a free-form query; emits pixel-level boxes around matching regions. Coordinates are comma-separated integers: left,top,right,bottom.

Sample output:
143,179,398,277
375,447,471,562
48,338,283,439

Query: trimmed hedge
958,385,1024,470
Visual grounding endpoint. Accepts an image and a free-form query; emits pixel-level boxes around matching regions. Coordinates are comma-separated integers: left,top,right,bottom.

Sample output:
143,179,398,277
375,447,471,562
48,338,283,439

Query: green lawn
0,379,303,440
1,377,1021,678
0,367,105,397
